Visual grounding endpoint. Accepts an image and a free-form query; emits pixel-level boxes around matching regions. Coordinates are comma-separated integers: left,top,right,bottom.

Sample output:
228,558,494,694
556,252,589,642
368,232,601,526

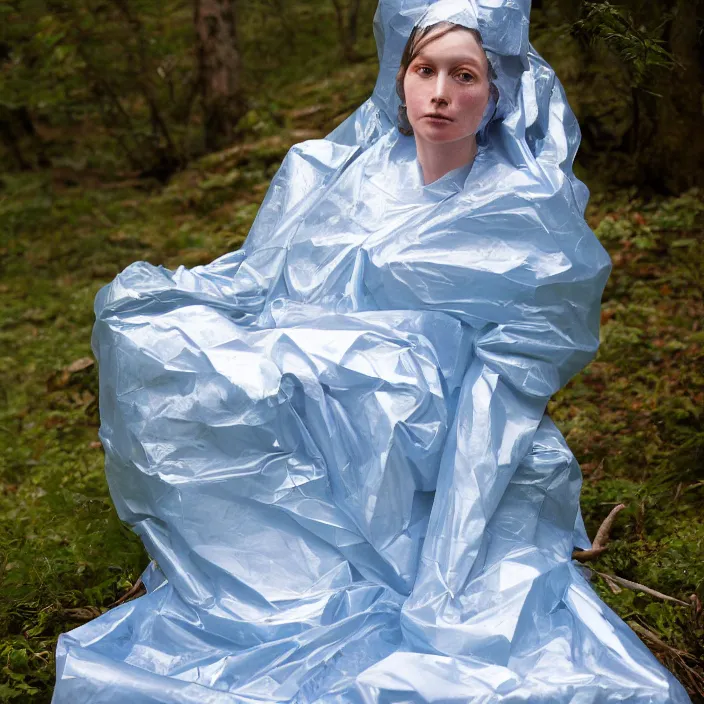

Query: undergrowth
551,189,704,697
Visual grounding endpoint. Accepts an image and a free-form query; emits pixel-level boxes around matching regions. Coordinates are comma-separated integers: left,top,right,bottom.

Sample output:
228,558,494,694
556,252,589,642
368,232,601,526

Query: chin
415,128,466,144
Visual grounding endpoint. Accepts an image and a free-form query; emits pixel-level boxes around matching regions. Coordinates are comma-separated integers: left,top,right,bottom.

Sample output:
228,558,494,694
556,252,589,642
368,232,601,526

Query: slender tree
330,0,363,61
543,0,704,192
194,0,246,151
637,0,704,192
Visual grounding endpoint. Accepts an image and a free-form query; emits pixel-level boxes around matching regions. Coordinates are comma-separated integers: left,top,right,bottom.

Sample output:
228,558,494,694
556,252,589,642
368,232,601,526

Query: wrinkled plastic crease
53,0,691,702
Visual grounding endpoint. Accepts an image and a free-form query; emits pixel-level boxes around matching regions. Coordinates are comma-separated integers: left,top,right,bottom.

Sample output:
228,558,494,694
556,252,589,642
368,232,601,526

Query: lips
424,114,452,121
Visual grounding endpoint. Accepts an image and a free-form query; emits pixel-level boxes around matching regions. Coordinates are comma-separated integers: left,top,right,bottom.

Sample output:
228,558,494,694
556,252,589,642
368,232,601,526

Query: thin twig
92,209,115,228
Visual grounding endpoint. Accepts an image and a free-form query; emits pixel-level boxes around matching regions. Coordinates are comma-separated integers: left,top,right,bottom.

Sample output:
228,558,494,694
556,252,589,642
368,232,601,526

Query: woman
52,1,692,702
395,20,496,183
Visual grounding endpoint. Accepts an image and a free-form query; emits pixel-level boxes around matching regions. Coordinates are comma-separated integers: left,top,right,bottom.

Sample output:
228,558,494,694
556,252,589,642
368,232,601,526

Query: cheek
404,79,424,108
458,88,490,119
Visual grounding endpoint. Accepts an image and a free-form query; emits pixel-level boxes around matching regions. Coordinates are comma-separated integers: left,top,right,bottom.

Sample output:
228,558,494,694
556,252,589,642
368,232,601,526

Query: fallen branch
573,503,627,561
601,572,623,594
630,622,704,698
95,177,162,191
108,577,146,608
62,606,103,622
595,571,690,606
629,622,692,657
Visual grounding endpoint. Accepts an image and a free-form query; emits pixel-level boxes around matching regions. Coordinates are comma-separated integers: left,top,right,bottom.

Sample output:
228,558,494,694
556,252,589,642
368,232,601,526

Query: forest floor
1,60,703,702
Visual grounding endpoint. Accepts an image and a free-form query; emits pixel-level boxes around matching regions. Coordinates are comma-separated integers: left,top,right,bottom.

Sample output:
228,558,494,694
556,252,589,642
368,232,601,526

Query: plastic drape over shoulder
53,1,692,702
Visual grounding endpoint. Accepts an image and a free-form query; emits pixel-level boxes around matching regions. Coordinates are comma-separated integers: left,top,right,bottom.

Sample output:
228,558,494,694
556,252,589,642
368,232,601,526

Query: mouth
424,114,453,122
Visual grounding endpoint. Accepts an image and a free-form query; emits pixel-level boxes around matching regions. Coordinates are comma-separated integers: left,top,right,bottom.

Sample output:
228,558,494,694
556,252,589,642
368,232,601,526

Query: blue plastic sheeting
52,0,692,701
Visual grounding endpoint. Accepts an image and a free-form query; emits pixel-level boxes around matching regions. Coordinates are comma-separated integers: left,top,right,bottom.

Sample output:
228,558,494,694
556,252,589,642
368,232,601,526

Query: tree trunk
194,0,244,152
109,0,181,174
346,0,361,51
638,0,704,192
330,0,362,62
540,0,704,193
0,105,51,171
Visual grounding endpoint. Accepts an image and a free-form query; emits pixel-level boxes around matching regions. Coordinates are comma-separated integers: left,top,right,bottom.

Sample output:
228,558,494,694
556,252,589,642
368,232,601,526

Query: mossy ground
1,59,703,702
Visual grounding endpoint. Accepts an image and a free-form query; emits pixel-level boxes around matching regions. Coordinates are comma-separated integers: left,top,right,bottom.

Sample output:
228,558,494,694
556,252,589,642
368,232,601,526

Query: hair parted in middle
395,21,498,137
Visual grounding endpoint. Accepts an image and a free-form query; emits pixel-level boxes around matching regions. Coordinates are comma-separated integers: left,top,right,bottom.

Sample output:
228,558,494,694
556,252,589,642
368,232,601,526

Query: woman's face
403,28,491,145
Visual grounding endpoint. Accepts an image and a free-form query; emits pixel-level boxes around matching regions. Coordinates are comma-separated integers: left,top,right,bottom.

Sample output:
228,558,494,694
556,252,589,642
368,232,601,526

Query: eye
457,71,475,83
417,66,433,76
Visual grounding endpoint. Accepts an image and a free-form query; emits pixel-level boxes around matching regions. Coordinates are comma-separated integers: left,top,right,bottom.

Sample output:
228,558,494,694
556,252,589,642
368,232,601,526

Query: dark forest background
0,0,703,701
2,0,703,191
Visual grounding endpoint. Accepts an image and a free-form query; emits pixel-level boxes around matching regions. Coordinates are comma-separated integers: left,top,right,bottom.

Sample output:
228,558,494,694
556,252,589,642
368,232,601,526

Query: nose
432,72,449,106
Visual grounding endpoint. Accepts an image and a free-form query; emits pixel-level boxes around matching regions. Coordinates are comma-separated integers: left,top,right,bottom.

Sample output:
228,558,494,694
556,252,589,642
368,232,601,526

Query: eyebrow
414,53,483,69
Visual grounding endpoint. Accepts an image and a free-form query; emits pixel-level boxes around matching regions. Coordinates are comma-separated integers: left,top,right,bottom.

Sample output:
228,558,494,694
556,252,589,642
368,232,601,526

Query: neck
416,135,478,186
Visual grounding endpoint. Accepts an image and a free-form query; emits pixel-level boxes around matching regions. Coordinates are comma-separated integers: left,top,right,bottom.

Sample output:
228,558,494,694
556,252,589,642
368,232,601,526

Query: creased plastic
52,0,692,702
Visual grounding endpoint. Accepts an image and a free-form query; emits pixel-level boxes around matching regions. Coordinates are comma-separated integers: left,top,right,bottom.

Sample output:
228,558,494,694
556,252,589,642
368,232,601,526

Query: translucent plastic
52,1,692,701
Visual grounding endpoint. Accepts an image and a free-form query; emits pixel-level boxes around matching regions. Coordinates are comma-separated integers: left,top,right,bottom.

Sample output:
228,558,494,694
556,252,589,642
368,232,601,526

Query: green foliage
572,1,677,90
531,2,704,193
0,0,379,174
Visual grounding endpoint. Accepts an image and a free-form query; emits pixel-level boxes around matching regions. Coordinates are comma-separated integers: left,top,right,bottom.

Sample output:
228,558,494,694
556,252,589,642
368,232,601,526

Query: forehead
414,29,486,66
